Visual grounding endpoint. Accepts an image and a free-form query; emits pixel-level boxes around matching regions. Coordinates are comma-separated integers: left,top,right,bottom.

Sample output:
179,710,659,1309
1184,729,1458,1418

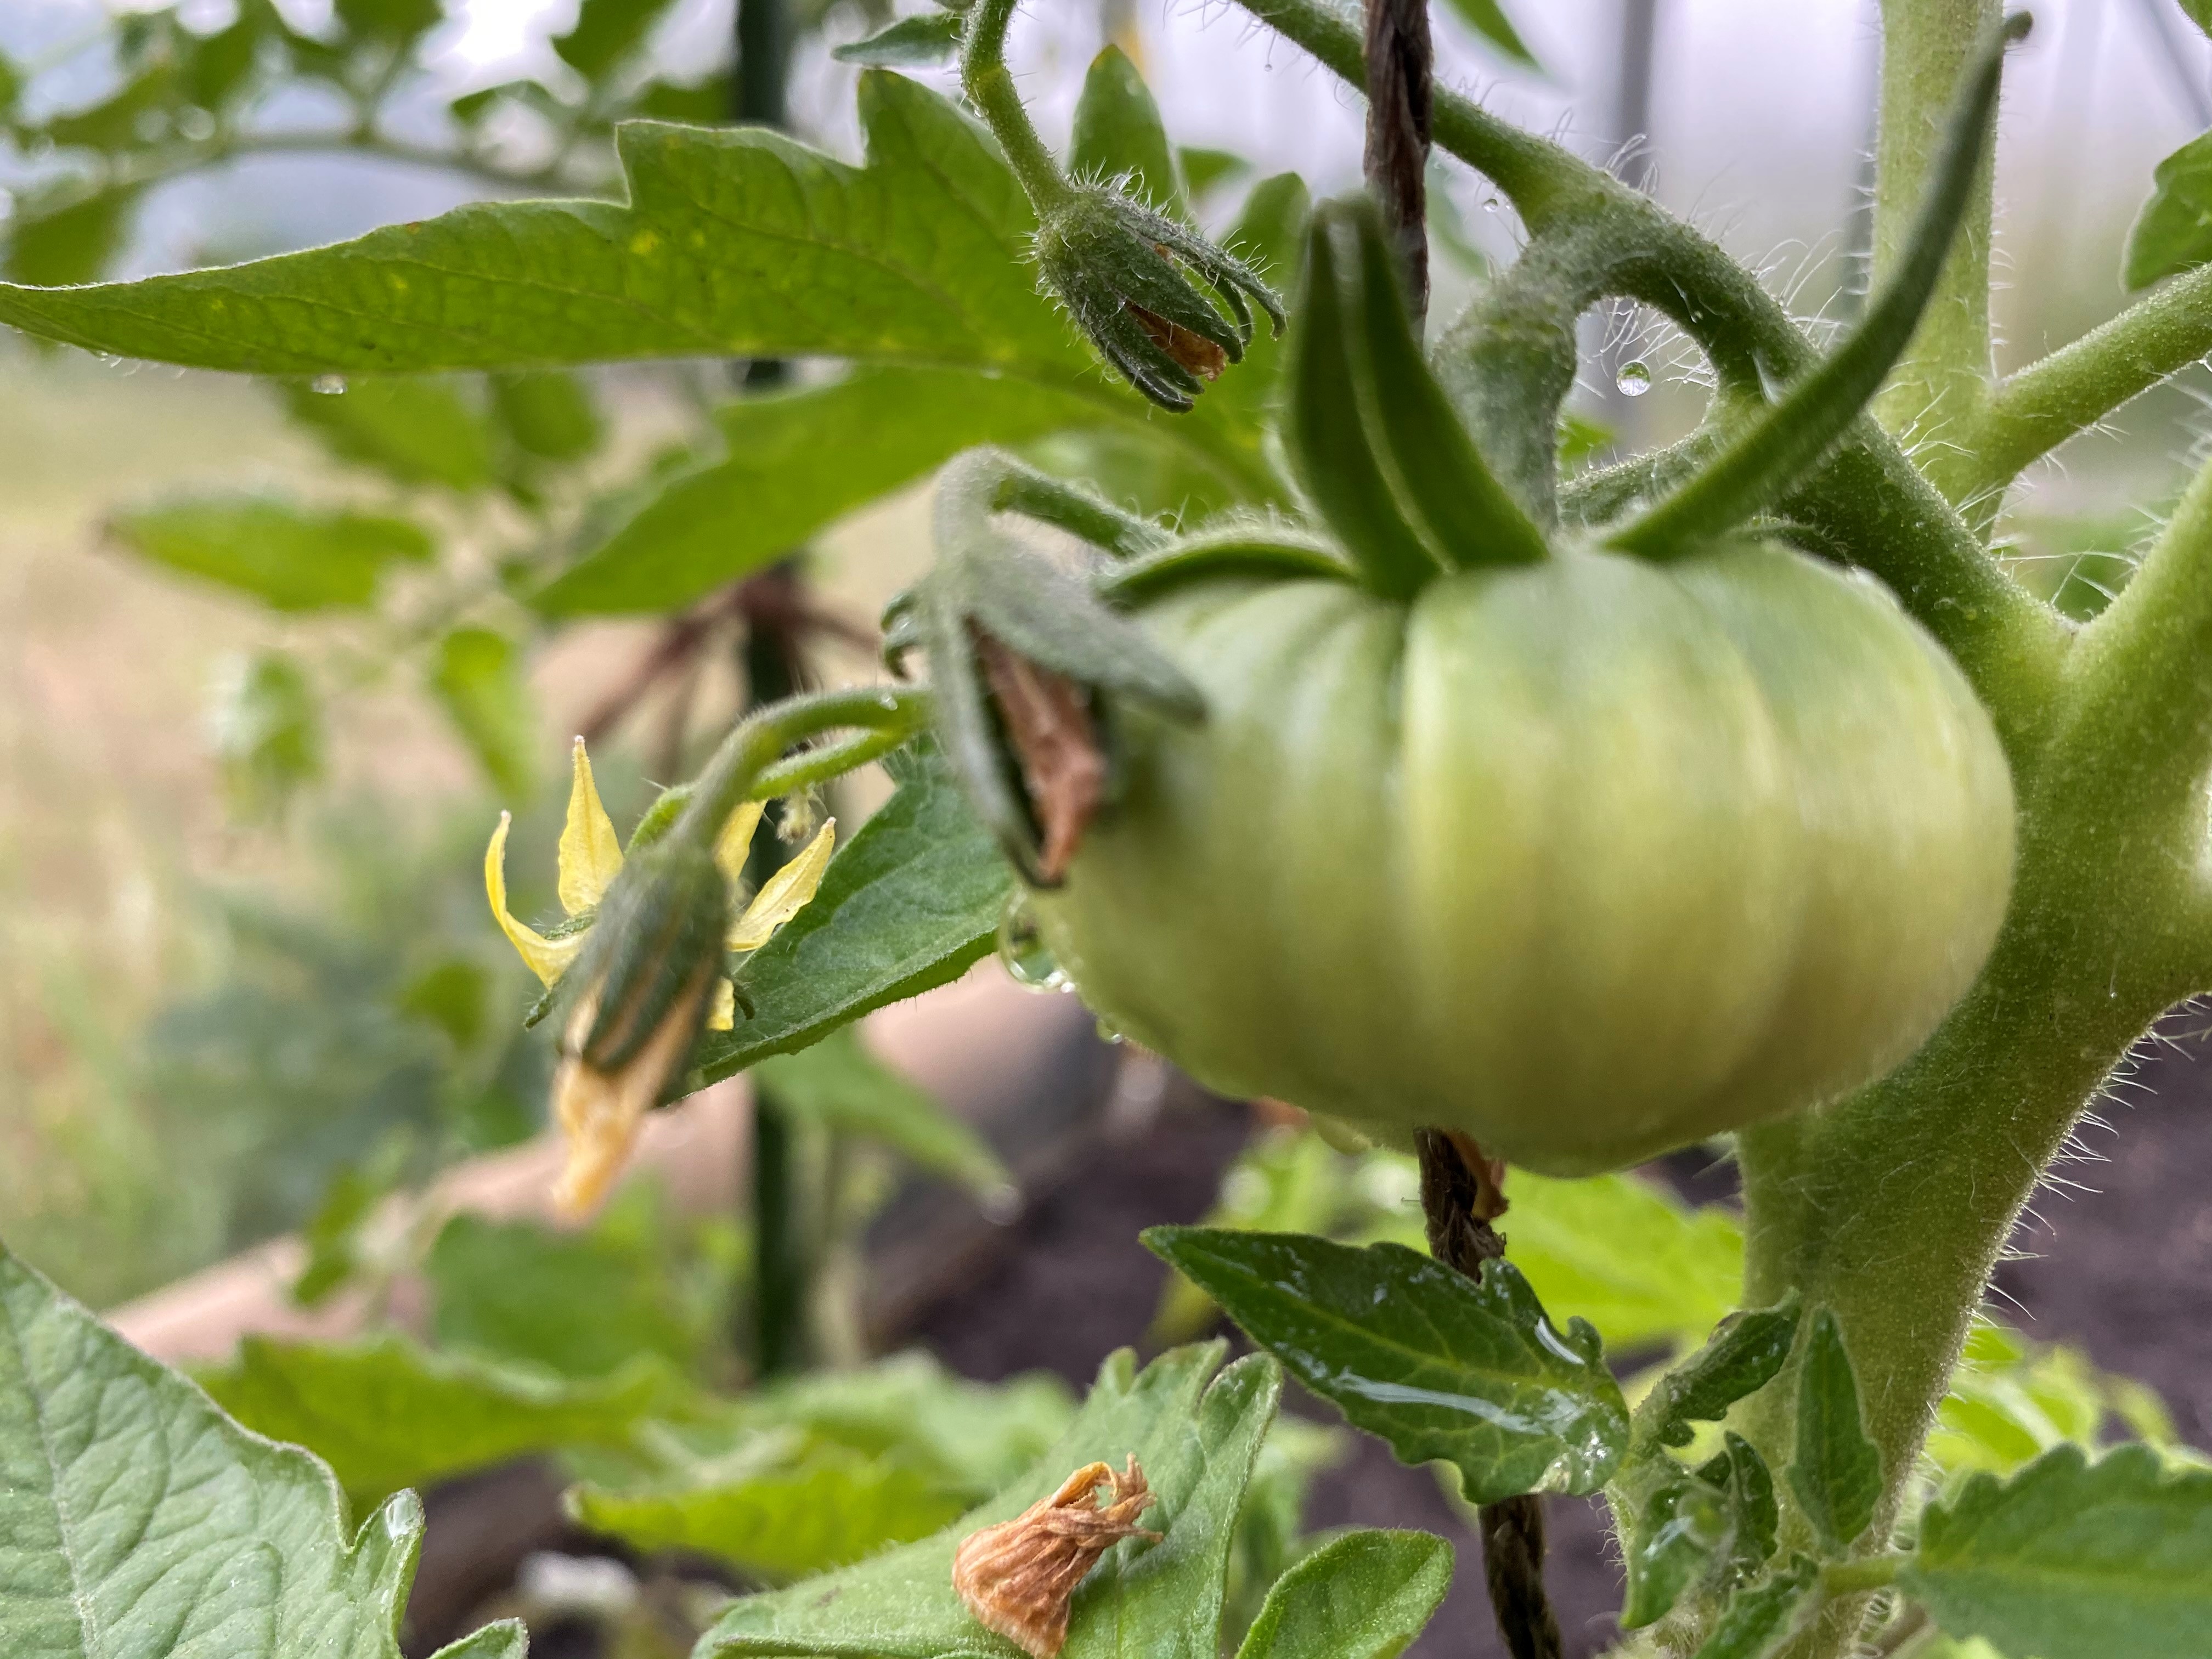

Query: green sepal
1340,199,1549,568
832,12,964,65
569,839,729,1073
1283,204,1445,600
1099,522,1357,604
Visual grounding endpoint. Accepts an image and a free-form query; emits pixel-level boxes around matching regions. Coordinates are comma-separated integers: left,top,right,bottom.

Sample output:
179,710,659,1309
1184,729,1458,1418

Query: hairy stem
1950,261,2212,523
1870,0,2000,465
961,0,1075,210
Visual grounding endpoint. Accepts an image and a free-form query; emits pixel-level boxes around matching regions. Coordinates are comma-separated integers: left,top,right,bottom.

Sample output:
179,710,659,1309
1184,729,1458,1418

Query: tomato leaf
1070,47,1185,217
1231,1528,1452,1659
753,1026,1010,1194
1435,0,1539,67
212,647,323,816
1787,1308,1882,1552
0,74,1090,382
1142,1228,1628,1504
1621,1432,1780,1628
282,377,498,492
535,368,1102,616
1640,1294,1801,1450
1689,1556,1821,1659
2124,128,2212,289
832,13,964,66
1900,1443,2212,1659
1497,1170,1746,1356
553,0,679,78
0,1244,526,1659
490,369,603,462
110,496,433,612
572,1443,972,1581
198,1333,686,1509
429,628,537,797
2180,0,2212,40
426,1209,707,1381
5,185,143,287
692,744,1013,1083
700,1345,1279,1658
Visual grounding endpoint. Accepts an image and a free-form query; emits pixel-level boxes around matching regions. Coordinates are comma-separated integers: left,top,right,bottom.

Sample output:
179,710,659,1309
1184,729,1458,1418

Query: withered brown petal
972,625,1107,884
1127,303,1229,381
952,1457,1160,1659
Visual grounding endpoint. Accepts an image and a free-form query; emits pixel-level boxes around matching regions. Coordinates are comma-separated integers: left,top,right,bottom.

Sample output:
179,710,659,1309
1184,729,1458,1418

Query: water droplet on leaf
996,893,1067,992
310,374,347,396
1615,360,1653,397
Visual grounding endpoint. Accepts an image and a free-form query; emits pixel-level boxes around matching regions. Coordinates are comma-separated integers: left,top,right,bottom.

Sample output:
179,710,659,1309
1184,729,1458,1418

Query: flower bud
548,840,729,1220
1033,183,1285,412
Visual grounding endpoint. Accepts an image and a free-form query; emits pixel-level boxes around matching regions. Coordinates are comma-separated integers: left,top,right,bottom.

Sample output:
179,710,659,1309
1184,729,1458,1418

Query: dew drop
309,374,347,396
981,1183,1024,1225
1615,360,1653,397
1096,1017,1125,1045
996,892,1066,992
1481,197,1500,213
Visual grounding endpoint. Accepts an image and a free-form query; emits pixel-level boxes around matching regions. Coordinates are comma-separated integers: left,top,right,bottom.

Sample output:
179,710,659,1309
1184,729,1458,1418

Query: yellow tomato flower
486,737,837,1218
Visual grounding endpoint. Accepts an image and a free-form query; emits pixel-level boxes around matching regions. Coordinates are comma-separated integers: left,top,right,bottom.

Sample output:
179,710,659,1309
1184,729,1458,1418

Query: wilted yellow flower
952,1458,1159,1658
486,737,836,1218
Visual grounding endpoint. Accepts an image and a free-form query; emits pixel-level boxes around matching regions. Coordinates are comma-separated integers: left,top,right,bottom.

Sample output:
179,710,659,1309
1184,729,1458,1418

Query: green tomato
1032,538,2015,1175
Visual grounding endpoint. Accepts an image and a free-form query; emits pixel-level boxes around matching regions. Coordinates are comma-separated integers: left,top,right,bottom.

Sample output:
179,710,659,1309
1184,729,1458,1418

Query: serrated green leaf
1929,1324,2114,1477
7,186,144,287
554,0,679,77
1788,1308,1882,1552
110,496,433,611
197,1332,683,1509
212,647,323,816
1143,1229,1627,1504
0,75,1090,383
1901,1444,2212,1659
536,368,1099,616
1698,1431,1780,1584
1232,1529,1452,1659
1690,1556,1820,1659
1070,47,1184,216
693,745,1013,1083
2124,129,2212,288
1641,1295,1801,1451
573,1442,969,1581
491,369,604,462
1152,1127,1352,1345
1435,0,1539,67
1502,1171,1746,1355
0,1243,527,1659
698,1343,1280,1659
430,627,537,797
283,377,498,491
427,1209,703,1380
2187,1,2212,38
753,1026,1009,1194
1622,1475,1729,1628
833,13,965,66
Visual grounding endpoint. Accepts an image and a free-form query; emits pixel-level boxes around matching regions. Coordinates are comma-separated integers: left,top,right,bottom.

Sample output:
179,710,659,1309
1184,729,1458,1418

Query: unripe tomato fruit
1031,539,2015,1174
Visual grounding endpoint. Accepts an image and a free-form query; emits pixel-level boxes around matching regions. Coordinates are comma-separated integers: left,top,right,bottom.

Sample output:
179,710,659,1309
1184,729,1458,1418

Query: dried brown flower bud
971,625,1107,885
952,1458,1160,1658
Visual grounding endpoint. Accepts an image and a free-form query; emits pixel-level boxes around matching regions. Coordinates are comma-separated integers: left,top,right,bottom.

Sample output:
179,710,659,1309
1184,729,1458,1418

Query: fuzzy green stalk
678,685,932,852
961,0,1074,211
1869,0,2000,467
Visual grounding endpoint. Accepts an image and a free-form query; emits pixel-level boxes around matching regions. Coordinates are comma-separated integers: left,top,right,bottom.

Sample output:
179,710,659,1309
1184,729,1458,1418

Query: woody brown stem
1415,1128,1563,1659
1362,0,1432,322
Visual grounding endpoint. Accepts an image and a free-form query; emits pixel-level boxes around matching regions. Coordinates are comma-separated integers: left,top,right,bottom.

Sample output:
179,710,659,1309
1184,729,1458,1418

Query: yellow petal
558,736,624,917
713,800,766,885
729,819,836,952
707,977,735,1031
487,811,589,988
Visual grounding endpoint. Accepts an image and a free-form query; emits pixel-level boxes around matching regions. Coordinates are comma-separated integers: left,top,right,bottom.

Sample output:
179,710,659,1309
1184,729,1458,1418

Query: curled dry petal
952,1457,1159,1659
549,966,716,1222
971,626,1105,885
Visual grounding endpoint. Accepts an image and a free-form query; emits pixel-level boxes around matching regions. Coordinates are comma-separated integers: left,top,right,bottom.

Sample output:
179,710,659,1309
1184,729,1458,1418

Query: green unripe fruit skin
1033,540,2016,1175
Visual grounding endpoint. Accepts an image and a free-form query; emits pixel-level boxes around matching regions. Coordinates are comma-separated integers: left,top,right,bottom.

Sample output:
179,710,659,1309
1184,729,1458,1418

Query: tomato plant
8,2,2212,1658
